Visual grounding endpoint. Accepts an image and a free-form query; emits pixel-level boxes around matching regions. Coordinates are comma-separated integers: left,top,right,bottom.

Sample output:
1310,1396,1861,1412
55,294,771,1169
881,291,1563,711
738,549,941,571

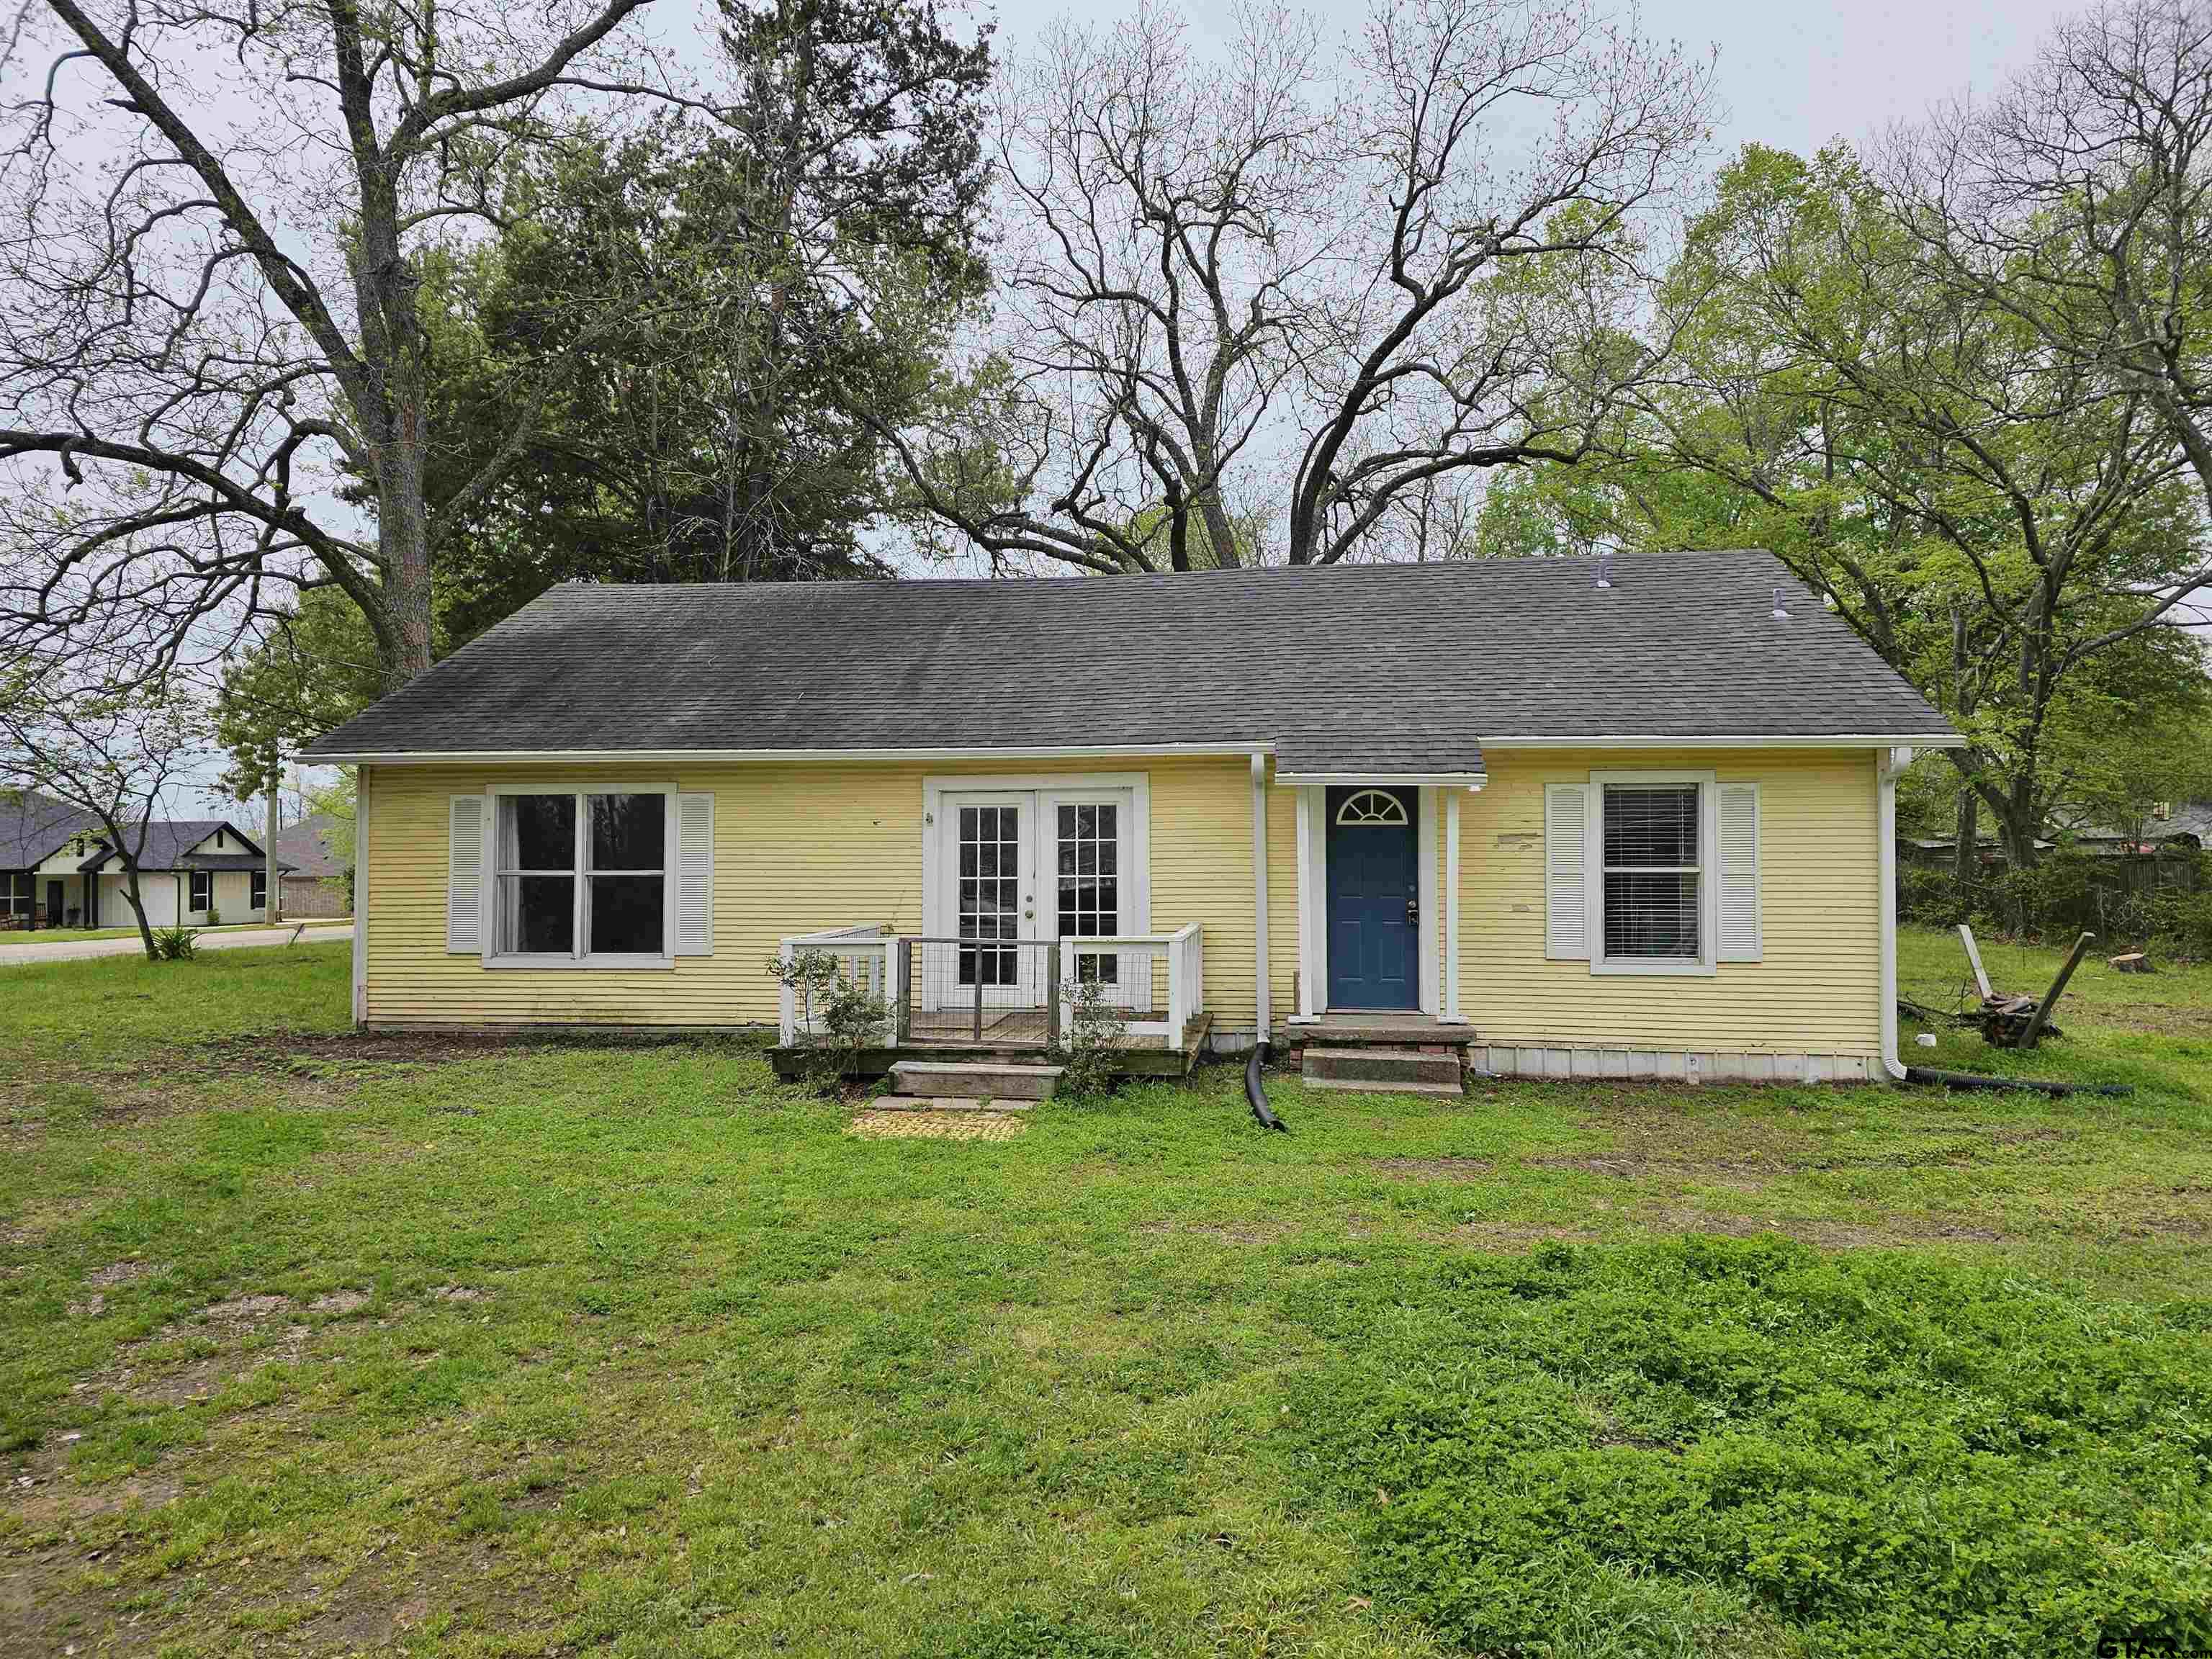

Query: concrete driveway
0,920,351,966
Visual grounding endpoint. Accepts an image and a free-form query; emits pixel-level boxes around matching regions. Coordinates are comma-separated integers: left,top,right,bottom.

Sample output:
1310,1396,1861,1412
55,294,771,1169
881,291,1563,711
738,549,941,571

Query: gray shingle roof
305,552,1958,771
275,814,346,880
0,791,99,869
77,819,284,873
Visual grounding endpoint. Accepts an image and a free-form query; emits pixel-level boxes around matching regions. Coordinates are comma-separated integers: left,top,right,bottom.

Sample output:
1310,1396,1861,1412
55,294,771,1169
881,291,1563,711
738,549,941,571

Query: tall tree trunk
121,863,156,960
1952,788,1979,896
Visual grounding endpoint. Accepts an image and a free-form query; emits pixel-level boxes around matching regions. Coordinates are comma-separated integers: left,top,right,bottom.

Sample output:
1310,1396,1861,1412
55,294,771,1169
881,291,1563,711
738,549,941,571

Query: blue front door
1326,786,1420,1010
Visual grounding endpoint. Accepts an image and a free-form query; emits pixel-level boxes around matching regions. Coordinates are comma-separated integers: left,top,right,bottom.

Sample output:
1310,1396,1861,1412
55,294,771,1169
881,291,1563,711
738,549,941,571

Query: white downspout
1876,746,1912,1081
1250,752,1271,1046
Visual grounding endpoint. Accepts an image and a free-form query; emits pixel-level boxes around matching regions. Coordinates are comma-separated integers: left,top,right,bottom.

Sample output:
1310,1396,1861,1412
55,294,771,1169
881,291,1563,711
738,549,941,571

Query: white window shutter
446,795,485,954
1544,783,1590,960
674,793,714,956
1717,783,1761,962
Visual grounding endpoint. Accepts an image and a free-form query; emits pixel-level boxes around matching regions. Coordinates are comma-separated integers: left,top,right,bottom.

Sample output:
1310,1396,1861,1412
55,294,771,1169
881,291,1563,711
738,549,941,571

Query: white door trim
920,770,1152,954
1291,781,1436,1018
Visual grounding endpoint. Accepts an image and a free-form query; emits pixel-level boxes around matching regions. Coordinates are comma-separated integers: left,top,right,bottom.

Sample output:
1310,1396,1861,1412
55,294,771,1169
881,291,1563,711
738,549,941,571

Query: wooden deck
771,1012,1212,1082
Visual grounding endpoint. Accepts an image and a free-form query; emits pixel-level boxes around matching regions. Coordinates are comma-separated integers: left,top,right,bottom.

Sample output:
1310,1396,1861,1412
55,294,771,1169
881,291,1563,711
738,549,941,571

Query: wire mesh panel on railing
904,936,1062,1047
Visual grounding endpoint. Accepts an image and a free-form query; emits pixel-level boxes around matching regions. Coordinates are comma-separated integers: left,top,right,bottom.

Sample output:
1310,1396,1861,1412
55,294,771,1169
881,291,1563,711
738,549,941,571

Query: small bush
1287,1238,2212,1658
765,948,895,1092
149,926,197,961
1053,973,1126,1102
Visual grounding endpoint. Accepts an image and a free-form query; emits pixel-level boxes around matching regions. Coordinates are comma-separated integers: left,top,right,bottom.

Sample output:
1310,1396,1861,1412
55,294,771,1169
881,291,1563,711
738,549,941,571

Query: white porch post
1250,752,1271,1044
1291,785,1319,1021
1441,787,1465,1024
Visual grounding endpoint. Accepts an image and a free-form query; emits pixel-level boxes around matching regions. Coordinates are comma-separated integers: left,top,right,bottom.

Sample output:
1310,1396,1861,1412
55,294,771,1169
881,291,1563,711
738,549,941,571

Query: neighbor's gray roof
0,791,99,869
275,814,346,880
305,552,1959,772
77,819,287,873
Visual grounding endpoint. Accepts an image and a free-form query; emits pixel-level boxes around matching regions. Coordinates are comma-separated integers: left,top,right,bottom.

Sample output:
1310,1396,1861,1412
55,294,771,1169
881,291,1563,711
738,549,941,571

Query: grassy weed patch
1287,1237,2212,1657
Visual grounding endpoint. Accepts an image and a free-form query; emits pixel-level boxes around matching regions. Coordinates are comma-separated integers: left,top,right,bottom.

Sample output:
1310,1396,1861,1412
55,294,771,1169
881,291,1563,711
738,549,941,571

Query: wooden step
888,1060,1064,1100
1303,1076,1467,1098
1302,1045,1462,1089
866,1096,1033,1113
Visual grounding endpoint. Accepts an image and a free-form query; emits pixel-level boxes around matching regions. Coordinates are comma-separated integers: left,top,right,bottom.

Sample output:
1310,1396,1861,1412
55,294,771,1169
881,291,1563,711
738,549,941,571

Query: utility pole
265,765,284,924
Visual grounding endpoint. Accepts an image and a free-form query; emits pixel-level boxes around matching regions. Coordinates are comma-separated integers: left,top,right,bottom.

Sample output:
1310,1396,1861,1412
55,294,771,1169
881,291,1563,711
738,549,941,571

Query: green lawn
2,931,2208,1655
3,919,351,946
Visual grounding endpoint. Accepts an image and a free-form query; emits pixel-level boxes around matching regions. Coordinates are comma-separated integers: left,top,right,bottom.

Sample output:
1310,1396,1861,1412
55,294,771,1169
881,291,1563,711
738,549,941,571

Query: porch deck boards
907,1008,1055,1046
770,1010,1209,1083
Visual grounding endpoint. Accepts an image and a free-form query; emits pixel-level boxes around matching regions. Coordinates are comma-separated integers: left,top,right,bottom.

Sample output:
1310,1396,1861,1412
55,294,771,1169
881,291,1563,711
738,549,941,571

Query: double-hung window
492,790,670,964
1601,783,1704,964
189,870,212,913
251,869,268,910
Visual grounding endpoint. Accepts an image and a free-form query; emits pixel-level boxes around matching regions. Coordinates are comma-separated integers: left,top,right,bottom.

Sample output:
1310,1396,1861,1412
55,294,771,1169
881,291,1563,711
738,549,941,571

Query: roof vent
1771,585,1790,620
1594,552,1613,590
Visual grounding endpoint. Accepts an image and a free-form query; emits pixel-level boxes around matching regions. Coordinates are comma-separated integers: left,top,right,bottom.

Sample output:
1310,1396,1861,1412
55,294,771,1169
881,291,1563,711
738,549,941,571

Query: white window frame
1586,769,1718,978
483,781,678,971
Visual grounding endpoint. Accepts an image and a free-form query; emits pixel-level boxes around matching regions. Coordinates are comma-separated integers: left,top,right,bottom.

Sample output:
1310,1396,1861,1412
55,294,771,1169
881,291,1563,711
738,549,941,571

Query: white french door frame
921,773,1152,1012
933,789,1040,1008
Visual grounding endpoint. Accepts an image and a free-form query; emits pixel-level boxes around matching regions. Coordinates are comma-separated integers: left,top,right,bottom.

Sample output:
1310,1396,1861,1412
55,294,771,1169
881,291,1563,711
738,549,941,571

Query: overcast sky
174,0,2082,817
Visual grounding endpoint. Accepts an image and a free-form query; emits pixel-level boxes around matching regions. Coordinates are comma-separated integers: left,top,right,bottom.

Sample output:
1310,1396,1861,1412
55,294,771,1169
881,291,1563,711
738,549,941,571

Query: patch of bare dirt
1452,1220,1606,1251
1640,1207,2008,1249
2093,1001,2212,1037
1,1195,103,1249
1138,1218,1290,1245
309,1289,369,1316
1373,1156,1496,1181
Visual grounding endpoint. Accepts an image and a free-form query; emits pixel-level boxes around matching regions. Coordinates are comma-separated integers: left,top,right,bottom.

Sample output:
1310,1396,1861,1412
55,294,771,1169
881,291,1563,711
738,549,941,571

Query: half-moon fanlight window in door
1336,790,1409,826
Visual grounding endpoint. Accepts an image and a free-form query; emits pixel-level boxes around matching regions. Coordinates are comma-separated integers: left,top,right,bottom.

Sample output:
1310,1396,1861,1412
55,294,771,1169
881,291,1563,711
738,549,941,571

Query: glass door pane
956,801,1022,986
1056,801,1120,984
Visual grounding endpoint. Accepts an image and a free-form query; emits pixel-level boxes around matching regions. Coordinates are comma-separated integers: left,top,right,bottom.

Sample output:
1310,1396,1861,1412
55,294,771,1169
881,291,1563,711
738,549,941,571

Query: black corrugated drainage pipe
1246,1044,1287,1132
1904,1066,2131,1098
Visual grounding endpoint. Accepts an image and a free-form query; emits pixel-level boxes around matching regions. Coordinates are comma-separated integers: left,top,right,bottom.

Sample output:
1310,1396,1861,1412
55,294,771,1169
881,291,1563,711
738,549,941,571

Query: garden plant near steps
1052,973,1127,1102
764,948,896,1092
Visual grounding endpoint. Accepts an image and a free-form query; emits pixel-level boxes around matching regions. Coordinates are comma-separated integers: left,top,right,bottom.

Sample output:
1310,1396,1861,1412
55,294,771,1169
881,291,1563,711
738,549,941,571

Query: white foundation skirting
1466,1046,1874,1085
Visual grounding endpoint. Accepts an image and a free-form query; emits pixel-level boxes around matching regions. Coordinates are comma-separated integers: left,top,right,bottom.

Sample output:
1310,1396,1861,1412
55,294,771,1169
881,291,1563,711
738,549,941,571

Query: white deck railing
776,922,1205,1050
776,924,892,1046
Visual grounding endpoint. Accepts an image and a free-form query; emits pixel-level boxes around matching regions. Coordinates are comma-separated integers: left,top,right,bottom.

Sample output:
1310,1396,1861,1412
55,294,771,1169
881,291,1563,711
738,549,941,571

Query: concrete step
866,1095,1033,1113
1303,1075,1467,1098
1302,1045,1462,1088
888,1060,1064,1100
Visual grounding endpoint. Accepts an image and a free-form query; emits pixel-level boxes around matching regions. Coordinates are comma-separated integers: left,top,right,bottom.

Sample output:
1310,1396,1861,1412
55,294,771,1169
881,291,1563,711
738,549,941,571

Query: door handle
1406,895,1419,925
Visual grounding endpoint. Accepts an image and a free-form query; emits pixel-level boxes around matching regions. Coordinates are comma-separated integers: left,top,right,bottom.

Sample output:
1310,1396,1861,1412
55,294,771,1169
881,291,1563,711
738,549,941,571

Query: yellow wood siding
361,747,1879,1053
361,757,1275,1029
1449,749,1880,1056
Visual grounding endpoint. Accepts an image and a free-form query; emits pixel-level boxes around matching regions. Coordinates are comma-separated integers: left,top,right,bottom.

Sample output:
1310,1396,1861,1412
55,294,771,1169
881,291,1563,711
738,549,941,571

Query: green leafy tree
1515,143,2210,871
425,0,993,634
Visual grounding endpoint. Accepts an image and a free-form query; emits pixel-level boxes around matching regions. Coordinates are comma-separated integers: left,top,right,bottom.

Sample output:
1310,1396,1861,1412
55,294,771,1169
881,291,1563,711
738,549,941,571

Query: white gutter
313,734,1965,768
1250,752,1270,1045
1480,733,1964,750
1274,772,1488,788
306,741,1278,767
1876,745,1913,1081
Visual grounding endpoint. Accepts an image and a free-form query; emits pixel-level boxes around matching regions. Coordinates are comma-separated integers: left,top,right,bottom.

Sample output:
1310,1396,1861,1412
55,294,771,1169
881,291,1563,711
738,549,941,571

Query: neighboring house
71,820,293,929
1,791,100,928
275,814,353,917
303,551,1962,1084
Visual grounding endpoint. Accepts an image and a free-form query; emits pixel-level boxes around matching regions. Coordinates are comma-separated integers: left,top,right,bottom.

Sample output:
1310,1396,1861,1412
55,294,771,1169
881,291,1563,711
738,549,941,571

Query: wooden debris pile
1958,925,2095,1050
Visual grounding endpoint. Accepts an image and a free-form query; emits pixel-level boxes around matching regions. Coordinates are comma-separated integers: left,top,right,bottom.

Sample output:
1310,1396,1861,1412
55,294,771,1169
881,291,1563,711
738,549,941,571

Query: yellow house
305,552,1961,1087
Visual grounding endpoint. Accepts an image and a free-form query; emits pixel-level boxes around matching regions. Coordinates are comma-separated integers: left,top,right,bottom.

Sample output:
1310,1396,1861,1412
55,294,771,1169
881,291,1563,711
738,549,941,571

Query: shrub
1052,972,1126,1102
765,948,895,1092
1287,1238,2212,1658
149,926,197,961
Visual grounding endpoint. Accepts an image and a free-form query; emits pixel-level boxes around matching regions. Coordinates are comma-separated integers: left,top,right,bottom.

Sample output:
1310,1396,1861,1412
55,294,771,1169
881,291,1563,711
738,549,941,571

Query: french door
943,793,1038,1007
935,786,1141,1010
